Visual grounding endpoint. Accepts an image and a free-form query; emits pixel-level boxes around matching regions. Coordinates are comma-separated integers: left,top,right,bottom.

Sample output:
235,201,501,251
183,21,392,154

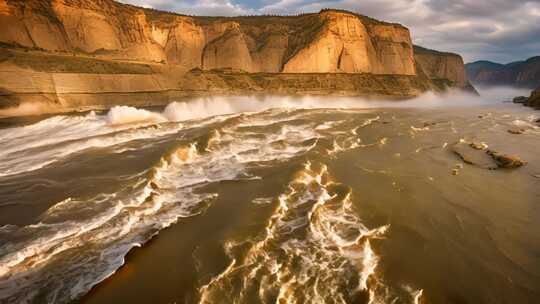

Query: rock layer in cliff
0,0,474,116
0,1,418,75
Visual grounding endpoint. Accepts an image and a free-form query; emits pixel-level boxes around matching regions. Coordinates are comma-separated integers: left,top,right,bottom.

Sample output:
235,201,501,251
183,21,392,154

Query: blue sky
118,0,540,63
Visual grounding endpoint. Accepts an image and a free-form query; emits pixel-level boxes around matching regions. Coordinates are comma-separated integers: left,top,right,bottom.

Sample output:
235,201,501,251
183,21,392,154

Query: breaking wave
0,95,383,177
104,88,521,126
0,111,323,303
0,85,525,120
106,106,166,125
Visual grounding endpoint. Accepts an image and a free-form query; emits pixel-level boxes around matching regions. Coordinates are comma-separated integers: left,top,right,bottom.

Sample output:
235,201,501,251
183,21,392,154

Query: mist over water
1,86,532,120
96,86,529,127
0,89,539,303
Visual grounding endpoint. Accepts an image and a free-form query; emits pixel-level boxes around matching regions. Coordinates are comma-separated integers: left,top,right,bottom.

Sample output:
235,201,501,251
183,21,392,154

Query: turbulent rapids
199,162,397,304
1,92,540,304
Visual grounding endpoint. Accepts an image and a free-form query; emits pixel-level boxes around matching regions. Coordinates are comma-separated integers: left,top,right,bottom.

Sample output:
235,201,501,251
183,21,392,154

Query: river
0,89,539,303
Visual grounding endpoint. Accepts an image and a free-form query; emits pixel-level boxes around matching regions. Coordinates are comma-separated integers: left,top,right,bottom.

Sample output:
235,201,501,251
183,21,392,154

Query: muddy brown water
0,98,539,304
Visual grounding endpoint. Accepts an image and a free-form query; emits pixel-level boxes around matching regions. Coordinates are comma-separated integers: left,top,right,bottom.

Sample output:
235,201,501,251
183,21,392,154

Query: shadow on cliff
0,87,20,109
0,87,61,118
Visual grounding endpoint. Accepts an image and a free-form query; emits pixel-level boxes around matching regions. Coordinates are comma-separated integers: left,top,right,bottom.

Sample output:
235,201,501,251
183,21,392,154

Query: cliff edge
0,0,473,115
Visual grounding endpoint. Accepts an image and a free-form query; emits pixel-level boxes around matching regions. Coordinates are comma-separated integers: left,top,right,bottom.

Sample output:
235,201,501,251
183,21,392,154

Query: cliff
413,46,467,86
0,1,416,74
465,57,540,88
0,0,472,116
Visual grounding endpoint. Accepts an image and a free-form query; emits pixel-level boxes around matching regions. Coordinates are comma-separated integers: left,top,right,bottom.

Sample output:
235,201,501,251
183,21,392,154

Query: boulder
513,96,527,104
452,142,498,170
511,88,540,109
487,151,526,168
525,88,540,108
507,127,525,135
452,141,526,170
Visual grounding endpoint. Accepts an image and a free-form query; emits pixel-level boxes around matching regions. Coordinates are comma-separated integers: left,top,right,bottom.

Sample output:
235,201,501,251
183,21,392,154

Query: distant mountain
465,56,540,88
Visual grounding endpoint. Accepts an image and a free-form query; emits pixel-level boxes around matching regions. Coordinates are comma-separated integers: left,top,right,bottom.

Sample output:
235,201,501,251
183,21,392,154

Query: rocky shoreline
513,88,540,109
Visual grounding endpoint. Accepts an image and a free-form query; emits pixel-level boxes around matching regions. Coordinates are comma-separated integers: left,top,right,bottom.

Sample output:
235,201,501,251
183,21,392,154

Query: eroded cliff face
414,45,467,87
0,1,416,75
0,0,473,116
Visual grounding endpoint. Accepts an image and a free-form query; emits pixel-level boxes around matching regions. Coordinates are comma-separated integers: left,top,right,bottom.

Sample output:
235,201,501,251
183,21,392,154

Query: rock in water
526,88,540,108
513,96,528,104
487,151,526,168
509,88,540,110
452,141,526,169
452,142,498,170
508,127,525,135
470,142,488,150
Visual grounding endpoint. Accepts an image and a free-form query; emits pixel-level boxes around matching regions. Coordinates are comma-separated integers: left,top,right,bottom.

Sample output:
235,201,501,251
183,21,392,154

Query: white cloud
119,0,252,16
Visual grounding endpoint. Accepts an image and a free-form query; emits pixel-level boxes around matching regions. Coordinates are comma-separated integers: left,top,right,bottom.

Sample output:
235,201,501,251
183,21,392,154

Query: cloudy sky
118,0,540,63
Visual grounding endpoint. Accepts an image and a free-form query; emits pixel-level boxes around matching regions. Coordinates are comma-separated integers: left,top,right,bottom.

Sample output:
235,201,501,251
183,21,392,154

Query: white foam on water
512,119,539,130
2,90,506,301
0,113,323,303
0,85,523,121
106,106,167,125
252,197,273,205
1,86,524,177
0,122,184,177
198,162,414,304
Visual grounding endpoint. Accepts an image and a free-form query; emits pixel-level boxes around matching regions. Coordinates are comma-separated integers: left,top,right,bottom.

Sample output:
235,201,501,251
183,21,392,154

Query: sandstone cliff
413,45,469,87
465,57,540,88
0,1,416,74
0,0,472,116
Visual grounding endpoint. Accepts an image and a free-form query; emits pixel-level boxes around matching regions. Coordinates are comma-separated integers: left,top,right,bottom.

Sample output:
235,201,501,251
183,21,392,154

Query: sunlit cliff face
118,0,540,63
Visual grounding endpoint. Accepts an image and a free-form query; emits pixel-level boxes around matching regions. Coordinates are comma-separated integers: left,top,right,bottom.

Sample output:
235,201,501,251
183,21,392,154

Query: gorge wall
414,45,467,87
0,0,417,74
465,57,540,89
0,0,472,115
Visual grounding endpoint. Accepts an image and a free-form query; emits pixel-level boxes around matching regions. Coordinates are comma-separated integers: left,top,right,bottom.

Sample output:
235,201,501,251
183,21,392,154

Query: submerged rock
452,142,498,170
508,127,525,135
451,163,463,175
452,141,526,169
